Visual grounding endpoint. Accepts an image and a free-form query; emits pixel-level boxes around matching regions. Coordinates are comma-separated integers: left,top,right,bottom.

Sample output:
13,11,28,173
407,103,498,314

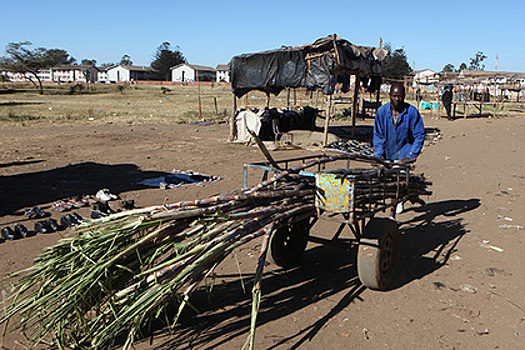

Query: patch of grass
0,112,44,121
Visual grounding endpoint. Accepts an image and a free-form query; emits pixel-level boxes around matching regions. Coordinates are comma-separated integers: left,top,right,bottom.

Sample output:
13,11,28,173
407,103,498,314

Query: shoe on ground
120,199,135,210
395,201,404,214
96,189,119,202
14,224,35,238
47,218,61,232
35,220,52,234
2,226,21,240
25,206,49,219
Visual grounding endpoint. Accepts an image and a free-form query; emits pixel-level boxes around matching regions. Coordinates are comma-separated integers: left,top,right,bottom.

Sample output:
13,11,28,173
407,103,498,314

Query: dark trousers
444,103,452,117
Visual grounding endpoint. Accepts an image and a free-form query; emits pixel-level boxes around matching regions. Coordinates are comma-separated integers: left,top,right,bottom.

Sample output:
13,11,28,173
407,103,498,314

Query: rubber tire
357,217,399,290
269,219,310,268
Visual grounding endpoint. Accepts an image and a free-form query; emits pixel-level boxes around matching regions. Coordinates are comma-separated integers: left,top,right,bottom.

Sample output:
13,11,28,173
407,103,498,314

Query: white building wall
171,65,195,82
97,71,109,83
52,69,87,83
107,66,131,82
216,70,230,83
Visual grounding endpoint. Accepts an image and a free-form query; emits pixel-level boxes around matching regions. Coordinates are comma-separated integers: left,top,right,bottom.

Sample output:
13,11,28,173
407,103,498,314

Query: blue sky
1,0,523,72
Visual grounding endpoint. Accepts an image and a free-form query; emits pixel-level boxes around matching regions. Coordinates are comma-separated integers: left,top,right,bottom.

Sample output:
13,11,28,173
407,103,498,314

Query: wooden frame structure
229,34,387,144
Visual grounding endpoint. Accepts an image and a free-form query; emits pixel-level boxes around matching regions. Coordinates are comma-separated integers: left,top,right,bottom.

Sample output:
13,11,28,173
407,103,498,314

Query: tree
81,59,97,65
119,55,133,66
381,43,412,81
468,51,487,71
459,62,467,71
442,63,455,73
0,42,50,94
150,42,186,81
45,49,76,65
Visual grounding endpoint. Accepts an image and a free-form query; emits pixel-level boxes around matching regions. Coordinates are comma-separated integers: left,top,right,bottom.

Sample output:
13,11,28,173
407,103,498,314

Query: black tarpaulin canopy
230,34,387,98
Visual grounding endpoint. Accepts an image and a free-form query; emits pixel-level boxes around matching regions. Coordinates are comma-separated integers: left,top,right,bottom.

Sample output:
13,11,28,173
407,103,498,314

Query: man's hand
401,157,416,164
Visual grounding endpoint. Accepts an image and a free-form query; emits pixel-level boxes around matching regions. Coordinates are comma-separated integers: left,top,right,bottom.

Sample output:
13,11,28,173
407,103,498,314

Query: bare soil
0,112,524,350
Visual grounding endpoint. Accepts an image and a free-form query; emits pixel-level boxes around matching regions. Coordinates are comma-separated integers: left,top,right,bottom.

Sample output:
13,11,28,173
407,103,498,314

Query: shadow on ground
393,198,481,288
0,161,169,215
113,198,479,349
0,101,45,106
155,245,365,350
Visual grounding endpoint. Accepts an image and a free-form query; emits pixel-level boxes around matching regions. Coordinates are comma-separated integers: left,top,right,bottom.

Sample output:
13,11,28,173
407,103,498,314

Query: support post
196,71,202,119
230,94,237,141
351,74,360,138
323,94,332,146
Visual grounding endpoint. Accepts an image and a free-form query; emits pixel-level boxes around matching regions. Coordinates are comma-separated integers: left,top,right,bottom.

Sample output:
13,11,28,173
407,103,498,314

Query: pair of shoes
120,199,135,210
60,213,83,227
2,226,20,240
34,218,61,234
91,202,116,219
1,224,36,240
15,224,35,238
24,207,49,219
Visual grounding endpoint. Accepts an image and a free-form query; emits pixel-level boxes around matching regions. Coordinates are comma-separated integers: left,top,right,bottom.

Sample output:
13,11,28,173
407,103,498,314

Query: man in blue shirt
373,83,425,163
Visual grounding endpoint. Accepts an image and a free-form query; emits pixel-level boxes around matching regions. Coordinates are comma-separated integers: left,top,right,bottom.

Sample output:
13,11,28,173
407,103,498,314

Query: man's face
389,86,405,111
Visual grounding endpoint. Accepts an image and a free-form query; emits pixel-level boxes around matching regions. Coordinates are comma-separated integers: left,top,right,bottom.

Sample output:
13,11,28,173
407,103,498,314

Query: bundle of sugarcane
327,167,432,206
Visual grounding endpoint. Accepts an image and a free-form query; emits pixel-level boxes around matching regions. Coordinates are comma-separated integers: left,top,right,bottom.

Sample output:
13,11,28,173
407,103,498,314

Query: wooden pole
245,93,248,109
494,76,497,118
265,91,270,108
196,71,202,119
323,94,332,146
351,74,360,138
230,94,237,141
214,96,219,115
299,87,303,107
286,87,290,108
293,88,297,106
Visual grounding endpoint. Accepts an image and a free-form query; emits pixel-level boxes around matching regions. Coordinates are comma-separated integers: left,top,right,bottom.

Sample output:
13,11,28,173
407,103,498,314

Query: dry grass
0,82,336,126
1,82,521,127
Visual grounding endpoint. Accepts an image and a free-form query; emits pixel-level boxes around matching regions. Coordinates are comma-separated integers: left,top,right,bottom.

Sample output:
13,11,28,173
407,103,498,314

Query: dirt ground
0,112,524,350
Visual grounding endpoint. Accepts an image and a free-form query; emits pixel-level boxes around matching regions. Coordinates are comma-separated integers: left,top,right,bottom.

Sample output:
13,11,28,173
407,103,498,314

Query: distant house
171,64,216,82
51,65,99,83
1,65,99,83
412,69,439,85
97,68,110,83
0,70,32,82
106,65,155,82
216,64,230,83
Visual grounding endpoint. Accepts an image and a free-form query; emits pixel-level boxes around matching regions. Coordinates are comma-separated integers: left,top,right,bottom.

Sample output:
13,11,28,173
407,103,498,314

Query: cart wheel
357,217,399,290
269,219,310,268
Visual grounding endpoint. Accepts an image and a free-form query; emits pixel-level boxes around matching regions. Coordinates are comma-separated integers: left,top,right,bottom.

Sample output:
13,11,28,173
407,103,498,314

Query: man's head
389,83,406,111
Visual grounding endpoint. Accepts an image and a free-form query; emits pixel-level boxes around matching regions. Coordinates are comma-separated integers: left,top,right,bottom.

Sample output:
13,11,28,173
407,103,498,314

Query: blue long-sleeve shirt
373,102,425,161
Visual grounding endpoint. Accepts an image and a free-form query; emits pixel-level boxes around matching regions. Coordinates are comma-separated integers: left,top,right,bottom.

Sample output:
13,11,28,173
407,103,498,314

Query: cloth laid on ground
140,171,221,189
